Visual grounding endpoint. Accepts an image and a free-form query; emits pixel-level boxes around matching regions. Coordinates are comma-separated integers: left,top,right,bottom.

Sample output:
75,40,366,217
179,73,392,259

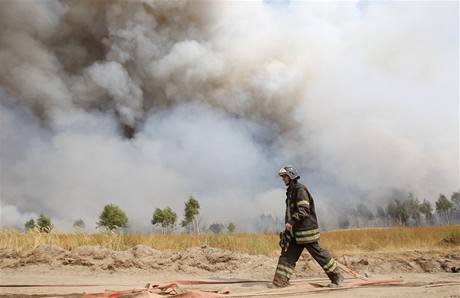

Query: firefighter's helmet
278,166,299,180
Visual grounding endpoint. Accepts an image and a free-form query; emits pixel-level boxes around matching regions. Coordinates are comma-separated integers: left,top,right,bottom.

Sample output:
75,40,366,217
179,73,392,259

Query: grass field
1,225,459,256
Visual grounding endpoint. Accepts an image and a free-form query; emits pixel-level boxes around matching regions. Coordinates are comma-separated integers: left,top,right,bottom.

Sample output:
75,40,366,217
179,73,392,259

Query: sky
0,0,458,231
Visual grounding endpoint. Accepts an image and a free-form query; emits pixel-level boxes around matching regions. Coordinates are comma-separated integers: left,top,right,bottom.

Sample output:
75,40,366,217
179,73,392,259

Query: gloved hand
279,231,290,249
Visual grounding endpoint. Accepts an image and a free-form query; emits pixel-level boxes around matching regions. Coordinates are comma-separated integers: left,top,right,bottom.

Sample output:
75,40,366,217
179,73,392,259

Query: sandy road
0,267,459,297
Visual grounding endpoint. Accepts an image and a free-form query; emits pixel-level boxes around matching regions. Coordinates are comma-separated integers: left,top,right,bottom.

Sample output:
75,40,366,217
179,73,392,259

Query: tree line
24,196,237,234
338,191,460,228
23,191,460,233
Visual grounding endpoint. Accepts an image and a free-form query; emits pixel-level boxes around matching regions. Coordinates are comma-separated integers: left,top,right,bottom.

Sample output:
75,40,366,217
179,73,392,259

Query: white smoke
0,1,458,231
86,61,143,126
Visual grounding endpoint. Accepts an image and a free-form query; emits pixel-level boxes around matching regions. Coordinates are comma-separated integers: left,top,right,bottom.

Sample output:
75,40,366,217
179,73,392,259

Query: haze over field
0,1,458,231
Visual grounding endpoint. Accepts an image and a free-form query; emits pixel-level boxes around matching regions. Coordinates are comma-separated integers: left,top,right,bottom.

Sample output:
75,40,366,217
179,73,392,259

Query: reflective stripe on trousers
323,258,337,273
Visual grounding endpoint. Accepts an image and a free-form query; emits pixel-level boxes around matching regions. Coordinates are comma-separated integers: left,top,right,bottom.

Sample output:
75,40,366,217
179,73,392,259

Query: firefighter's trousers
273,240,339,287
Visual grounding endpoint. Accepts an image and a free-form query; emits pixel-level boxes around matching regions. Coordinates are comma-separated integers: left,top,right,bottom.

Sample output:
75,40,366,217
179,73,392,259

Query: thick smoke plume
0,1,458,231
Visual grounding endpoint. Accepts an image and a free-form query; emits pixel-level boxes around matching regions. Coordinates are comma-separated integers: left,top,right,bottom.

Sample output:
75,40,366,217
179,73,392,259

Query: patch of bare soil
1,246,460,297
1,245,459,278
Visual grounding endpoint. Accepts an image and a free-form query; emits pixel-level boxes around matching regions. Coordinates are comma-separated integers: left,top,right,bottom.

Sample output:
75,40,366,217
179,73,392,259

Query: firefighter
272,166,344,288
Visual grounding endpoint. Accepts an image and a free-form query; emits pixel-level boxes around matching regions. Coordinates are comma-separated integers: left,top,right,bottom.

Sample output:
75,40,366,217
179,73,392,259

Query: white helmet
278,166,299,180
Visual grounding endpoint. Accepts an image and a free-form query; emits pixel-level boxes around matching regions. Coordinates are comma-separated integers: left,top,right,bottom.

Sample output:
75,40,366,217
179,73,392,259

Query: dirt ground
0,245,459,297
0,266,459,297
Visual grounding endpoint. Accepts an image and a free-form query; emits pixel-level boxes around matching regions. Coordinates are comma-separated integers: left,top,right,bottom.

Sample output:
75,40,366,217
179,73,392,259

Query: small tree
451,191,460,210
73,219,85,229
24,218,36,231
162,207,177,233
436,194,453,224
227,222,236,233
37,213,53,233
97,204,128,231
209,223,225,234
452,191,460,223
405,193,421,226
151,207,177,234
386,199,409,226
152,208,165,230
181,196,200,233
419,199,434,225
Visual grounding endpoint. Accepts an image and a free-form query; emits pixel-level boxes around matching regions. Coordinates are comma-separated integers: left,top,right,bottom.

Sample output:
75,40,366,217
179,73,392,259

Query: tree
451,191,460,210
73,219,85,229
152,208,165,229
419,199,434,225
405,193,421,226
37,213,53,233
97,204,128,231
181,196,200,233
227,222,236,233
162,207,177,231
151,207,177,234
24,218,36,231
209,223,225,234
386,201,397,225
435,194,453,224
452,191,460,223
386,199,409,226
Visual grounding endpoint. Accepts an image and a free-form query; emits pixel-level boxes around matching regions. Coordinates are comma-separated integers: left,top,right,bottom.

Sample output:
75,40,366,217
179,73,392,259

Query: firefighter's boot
272,261,294,288
327,270,344,288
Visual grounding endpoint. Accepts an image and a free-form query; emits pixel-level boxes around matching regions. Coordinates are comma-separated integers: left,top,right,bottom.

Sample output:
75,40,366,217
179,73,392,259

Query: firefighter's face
281,174,290,186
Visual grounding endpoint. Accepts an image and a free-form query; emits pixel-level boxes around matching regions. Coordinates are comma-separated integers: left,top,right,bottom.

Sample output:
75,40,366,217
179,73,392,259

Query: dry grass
1,225,458,256
321,225,460,254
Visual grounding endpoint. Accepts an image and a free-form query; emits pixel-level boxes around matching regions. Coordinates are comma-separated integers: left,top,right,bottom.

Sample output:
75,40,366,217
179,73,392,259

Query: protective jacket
285,180,320,244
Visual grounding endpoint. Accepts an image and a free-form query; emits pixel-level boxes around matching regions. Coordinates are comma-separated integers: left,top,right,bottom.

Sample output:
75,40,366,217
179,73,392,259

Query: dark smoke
0,1,458,230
